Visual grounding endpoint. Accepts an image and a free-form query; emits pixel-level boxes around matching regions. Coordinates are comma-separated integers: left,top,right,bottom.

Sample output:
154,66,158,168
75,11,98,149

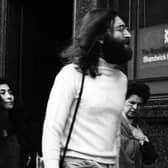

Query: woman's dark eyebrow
0,89,5,92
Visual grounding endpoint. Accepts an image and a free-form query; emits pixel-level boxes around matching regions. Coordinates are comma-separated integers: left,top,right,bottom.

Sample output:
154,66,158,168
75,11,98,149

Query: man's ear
110,18,114,28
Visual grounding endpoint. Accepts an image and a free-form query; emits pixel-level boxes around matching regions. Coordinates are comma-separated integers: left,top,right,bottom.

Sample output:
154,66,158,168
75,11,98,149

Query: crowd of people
0,7,158,168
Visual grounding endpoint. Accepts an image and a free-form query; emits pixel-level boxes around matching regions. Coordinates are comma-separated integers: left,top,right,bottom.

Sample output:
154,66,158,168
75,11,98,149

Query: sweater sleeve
42,65,78,168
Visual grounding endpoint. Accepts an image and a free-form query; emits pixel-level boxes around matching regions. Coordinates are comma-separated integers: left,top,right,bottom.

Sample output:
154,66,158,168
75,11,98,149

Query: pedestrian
42,8,132,168
120,82,158,168
0,78,21,168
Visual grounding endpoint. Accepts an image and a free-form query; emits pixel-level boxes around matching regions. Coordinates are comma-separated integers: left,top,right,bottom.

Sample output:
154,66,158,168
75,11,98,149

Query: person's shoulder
60,63,78,73
55,64,82,88
119,70,127,78
57,63,80,81
115,69,128,82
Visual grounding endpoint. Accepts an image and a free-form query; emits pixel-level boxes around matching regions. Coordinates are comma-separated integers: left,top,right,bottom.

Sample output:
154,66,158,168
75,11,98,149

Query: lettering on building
142,46,168,63
164,29,168,44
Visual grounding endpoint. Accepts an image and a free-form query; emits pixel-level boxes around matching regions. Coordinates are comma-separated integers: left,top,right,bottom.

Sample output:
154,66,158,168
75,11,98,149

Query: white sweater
42,59,127,168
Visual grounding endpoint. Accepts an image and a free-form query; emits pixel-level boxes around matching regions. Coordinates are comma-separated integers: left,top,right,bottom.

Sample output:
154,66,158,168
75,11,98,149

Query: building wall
125,0,168,167
73,0,118,36
0,0,7,78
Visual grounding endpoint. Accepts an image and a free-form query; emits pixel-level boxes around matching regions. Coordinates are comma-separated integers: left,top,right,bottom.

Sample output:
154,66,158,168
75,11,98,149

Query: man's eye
113,25,128,32
8,91,13,94
129,101,135,104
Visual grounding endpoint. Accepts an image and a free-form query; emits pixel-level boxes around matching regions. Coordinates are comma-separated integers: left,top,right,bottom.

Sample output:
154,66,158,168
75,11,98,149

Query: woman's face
123,94,143,120
0,83,14,110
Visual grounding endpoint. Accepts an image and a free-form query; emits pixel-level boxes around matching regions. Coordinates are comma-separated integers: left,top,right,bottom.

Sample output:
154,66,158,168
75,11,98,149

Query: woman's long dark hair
60,8,117,77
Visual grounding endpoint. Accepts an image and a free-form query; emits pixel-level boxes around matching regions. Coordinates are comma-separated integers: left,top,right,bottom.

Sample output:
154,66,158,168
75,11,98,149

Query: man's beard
101,33,132,65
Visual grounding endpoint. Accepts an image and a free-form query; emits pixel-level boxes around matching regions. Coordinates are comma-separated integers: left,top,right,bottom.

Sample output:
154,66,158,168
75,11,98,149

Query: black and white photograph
0,1,167,168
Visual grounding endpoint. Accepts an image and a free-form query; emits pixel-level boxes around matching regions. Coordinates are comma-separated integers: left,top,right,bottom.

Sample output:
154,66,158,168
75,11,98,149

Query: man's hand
132,127,149,145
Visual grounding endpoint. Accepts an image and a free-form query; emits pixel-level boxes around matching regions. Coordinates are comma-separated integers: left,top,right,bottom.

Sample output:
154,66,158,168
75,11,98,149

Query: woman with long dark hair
0,78,21,168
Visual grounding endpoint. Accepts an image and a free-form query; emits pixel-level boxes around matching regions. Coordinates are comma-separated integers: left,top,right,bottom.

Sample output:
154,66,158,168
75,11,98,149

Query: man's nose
124,29,131,38
6,93,12,99
132,104,138,109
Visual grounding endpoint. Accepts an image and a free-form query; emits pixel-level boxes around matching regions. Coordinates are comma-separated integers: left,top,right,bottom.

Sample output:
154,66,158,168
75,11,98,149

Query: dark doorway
19,0,73,161
3,1,73,166
22,1,73,120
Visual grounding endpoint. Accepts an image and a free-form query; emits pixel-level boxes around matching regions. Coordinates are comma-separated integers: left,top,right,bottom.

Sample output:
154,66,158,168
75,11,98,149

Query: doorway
21,1,73,120
14,0,74,160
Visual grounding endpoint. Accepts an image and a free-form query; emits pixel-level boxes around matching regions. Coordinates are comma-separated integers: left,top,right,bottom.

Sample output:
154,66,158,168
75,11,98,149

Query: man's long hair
60,8,117,77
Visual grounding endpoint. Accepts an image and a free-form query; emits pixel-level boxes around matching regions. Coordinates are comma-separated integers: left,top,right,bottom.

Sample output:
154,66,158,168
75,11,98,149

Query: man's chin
4,104,14,110
122,47,132,62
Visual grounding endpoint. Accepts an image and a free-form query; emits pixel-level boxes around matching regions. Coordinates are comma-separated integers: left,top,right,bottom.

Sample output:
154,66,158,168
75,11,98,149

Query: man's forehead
127,94,143,103
111,16,126,27
0,84,9,90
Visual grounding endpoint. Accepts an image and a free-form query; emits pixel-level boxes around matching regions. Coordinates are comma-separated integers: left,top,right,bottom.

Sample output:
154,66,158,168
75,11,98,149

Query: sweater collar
98,58,118,75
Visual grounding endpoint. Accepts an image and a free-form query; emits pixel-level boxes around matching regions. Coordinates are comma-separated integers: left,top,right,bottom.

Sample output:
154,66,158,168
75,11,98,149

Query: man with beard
120,82,158,168
42,8,132,168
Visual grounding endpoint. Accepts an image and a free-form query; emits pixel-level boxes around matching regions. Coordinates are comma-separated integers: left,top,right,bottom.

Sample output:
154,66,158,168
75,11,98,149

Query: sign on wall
136,24,168,79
